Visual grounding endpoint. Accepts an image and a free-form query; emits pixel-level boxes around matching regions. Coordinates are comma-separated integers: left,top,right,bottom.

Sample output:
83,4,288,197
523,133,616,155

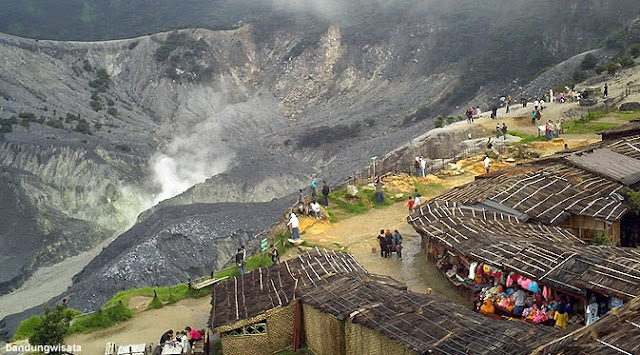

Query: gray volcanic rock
67,198,291,312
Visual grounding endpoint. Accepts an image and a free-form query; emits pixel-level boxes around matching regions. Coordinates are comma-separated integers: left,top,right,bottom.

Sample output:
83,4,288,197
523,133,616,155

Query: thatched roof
430,161,628,225
530,296,640,354
302,273,553,355
600,120,640,140
209,248,374,332
607,134,640,161
408,204,640,301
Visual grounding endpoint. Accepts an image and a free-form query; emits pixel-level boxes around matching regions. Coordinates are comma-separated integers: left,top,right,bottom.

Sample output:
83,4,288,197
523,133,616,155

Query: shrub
90,100,103,112
108,107,118,116
46,119,63,129
434,117,444,128
75,119,92,134
618,55,634,68
83,59,92,72
581,53,598,70
631,44,640,58
595,65,606,75
629,190,640,215
607,61,619,74
18,112,36,119
68,304,133,334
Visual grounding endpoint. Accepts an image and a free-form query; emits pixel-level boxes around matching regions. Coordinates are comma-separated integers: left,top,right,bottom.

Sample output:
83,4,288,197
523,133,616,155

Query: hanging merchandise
528,281,539,293
483,264,490,273
542,286,550,300
469,262,478,279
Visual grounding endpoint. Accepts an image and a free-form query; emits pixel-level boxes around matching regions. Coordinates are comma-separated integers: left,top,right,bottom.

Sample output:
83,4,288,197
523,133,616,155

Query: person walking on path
396,241,403,260
288,212,300,240
531,111,537,125
375,178,385,204
483,156,491,174
385,229,394,258
545,121,552,141
297,189,304,204
269,244,280,264
393,230,403,250
235,247,246,275
407,196,415,210
495,123,501,139
554,120,560,138
501,123,508,140
377,230,387,258
321,181,330,207
603,83,608,98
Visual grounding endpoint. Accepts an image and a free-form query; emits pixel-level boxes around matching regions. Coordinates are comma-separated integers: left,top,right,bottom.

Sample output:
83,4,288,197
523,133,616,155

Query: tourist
531,111,536,125
419,156,426,177
483,156,491,174
269,244,280,264
310,200,322,219
393,230,403,249
177,331,189,349
160,330,174,347
321,181,330,207
375,178,384,204
495,123,500,139
414,194,422,206
396,241,403,260
385,229,394,258
288,212,300,240
501,123,508,140
378,230,386,258
407,196,415,210
539,98,545,111
533,99,539,111
535,109,541,122
310,179,317,198
491,105,497,119
521,94,527,108
545,121,552,141
486,138,493,150
603,83,608,98
414,157,421,177
554,120,560,138
297,189,303,204
414,188,420,198
235,247,246,275
185,326,201,347
512,284,527,317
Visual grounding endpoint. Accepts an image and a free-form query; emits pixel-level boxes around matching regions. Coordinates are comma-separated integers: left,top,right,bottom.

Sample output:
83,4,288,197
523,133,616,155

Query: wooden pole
292,299,303,351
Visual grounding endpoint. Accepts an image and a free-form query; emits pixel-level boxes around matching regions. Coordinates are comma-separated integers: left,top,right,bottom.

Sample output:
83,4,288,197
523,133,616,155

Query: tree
581,53,598,70
629,190,640,215
29,304,72,354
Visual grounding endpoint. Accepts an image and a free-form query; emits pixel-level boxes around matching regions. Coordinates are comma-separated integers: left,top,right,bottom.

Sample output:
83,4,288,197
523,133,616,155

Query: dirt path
65,297,209,353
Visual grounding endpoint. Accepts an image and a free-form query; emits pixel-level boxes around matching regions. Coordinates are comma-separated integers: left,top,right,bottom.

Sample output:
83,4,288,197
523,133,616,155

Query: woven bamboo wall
303,304,345,355
221,333,270,355
267,302,296,352
220,303,296,355
345,321,416,355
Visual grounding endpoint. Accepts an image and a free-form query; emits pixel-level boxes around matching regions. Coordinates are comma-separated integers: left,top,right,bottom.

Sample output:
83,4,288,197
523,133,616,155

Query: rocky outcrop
620,102,640,111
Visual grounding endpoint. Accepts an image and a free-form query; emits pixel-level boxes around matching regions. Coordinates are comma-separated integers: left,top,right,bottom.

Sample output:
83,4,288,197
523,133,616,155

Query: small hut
209,248,369,355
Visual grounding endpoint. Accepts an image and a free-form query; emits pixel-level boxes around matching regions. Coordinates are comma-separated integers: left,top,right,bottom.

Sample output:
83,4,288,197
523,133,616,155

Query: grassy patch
510,131,545,144
414,181,446,198
615,111,640,121
12,316,43,341
326,185,397,221
563,121,618,134
68,304,134,334
147,296,164,310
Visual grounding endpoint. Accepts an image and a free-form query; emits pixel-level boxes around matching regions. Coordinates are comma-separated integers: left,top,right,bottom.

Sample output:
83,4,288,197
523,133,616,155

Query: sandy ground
65,297,209,354
0,236,118,320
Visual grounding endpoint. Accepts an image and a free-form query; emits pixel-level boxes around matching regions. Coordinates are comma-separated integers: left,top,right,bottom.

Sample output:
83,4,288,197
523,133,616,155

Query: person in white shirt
310,201,322,219
288,212,300,239
419,156,426,177
483,156,491,173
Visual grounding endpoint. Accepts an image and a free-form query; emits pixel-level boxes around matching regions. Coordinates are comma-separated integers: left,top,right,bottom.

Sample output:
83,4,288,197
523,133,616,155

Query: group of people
407,189,423,210
495,123,508,140
414,156,427,177
465,106,481,123
543,120,562,141
377,229,404,259
310,180,331,207
159,326,201,353
295,190,324,219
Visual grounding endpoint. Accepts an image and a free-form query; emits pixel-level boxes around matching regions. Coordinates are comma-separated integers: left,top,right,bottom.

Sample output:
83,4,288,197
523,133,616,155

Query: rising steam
151,118,234,204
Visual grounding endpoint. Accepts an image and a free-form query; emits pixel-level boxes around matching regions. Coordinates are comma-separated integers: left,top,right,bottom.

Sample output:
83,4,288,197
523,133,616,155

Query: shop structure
529,295,640,354
418,132,640,247
408,203,640,328
208,248,552,355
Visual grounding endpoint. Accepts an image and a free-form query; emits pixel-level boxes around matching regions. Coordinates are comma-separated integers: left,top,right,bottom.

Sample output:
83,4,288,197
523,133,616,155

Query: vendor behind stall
512,284,527,317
